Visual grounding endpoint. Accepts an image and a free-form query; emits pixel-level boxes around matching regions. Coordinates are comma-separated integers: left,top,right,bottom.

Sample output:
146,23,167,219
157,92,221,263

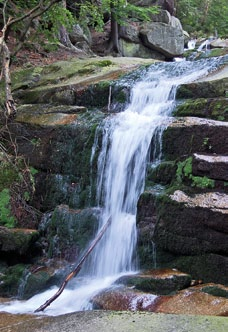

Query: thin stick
34,217,111,313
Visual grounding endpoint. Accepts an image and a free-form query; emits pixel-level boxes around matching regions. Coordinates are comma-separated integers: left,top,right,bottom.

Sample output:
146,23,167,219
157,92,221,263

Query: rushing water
0,57,226,316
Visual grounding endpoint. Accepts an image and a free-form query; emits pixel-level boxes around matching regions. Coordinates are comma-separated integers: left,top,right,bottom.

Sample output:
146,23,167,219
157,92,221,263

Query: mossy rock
146,161,177,186
174,98,228,121
117,270,191,295
43,205,100,261
0,263,28,297
0,227,39,256
158,253,228,286
176,78,228,99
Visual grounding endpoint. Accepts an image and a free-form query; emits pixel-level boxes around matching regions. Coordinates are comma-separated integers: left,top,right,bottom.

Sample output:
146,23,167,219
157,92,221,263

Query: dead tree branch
34,217,111,313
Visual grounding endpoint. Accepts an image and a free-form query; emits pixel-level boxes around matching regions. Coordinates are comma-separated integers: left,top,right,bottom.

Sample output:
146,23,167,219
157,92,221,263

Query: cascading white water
0,57,226,316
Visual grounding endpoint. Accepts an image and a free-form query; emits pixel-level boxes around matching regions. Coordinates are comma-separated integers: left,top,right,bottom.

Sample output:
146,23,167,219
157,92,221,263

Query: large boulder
119,38,165,60
139,22,184,58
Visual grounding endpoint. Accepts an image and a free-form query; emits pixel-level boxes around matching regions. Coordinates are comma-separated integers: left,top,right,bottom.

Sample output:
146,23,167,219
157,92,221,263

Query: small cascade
0,56,226,316
197,39,210,52
17,269,31,299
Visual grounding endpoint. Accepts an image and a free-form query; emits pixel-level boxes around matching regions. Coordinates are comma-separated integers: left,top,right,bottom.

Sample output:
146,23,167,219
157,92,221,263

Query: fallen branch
34,217,111,313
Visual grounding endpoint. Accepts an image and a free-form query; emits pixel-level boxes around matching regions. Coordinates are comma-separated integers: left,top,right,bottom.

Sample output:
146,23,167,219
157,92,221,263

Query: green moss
202,285,228,298
0,160,19,190
191,176,215,189
94,60,113,67
176,157,193,183
0,188,16,228
0,264,27,297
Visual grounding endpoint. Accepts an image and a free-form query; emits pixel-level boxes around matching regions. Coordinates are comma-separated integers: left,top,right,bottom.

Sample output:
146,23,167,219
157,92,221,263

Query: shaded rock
69,24,91,46
5,109,105,211
150,8,172,24
157,0,175,15
140,22,184,58
0,264,28,297
0,227,39,257
153,190,228,255
41,205,100,261
192,153,228,181
116,269,191,295
162,117,228,159
136,189,161,268
21,259,72,299
165,253,228,285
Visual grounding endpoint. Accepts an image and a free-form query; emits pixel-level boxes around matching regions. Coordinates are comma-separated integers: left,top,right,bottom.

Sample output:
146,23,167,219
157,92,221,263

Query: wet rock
0,264,28,297
154,283,228,316
92,282,228,316
116,269,191,295
42,205,100,261
21,259,72,299
5,110,105,211
92,286,158,311
12,57,156,106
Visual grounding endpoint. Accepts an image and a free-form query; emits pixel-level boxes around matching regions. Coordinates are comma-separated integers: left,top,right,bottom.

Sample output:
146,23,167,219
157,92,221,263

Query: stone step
153,190,228,256
192,153,228,181
176,77,228,99
162,117,228,159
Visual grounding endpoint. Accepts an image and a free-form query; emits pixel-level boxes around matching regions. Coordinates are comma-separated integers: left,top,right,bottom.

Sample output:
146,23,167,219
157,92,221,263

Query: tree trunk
0,19,17,118
107,2,121,54
2,42,17,118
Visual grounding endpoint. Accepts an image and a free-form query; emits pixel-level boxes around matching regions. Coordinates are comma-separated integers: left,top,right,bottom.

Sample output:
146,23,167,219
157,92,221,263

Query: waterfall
0,57,225,316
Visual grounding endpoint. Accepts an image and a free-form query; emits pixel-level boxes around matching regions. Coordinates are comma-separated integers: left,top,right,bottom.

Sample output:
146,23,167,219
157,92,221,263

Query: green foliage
176,0,228,37
176,157,193,183
78,0,159,31
39,3,75,42
176,156,215,189
191,175,215,189
0,189,16,228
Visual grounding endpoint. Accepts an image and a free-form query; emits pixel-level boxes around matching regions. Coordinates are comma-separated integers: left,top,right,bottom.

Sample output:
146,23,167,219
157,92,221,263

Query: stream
0,56,226,316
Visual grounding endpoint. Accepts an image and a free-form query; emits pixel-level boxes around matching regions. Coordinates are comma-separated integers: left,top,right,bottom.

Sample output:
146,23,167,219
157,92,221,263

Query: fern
0,189,16,228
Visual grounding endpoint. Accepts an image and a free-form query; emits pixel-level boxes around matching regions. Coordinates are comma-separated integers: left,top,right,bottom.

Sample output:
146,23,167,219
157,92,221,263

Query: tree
175,0,228,37
0,0,68,119
77,0,159,54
